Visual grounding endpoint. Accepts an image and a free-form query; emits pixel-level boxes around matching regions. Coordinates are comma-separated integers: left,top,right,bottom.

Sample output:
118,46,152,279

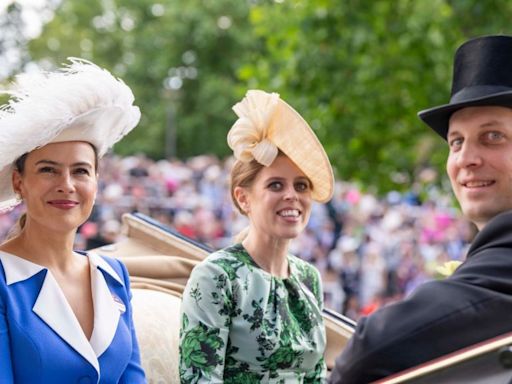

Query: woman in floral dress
179,90,334,383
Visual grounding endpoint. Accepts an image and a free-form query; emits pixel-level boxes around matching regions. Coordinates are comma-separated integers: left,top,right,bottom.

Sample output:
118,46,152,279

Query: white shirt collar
0,250,124,286
87,251,124,286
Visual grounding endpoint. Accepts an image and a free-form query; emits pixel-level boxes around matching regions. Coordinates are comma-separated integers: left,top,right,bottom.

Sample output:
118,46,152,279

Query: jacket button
77,376,93,384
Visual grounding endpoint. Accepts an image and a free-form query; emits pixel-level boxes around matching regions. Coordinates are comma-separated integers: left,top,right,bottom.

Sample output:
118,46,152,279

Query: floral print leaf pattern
179,316,225,383
261,343,303,378
286,280,321,335
190,283,202,306
179,244,327,382
294,257,322,303
211,273,242,326
224,341,264,383
243,298,264,331
305,357,327,383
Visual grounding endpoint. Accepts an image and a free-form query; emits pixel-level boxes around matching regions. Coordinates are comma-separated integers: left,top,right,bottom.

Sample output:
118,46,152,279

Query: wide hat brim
268,98,334,203
0,105,139,212
0,58,140,212
418,90,512,139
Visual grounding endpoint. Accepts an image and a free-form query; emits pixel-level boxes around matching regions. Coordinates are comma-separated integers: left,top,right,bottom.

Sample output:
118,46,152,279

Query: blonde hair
230,159,266,215
230,156,271,243
4,213,26,241
233,226,250,243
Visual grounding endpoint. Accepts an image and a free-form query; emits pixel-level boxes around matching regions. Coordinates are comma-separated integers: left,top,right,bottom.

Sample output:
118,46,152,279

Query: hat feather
0,57,140,212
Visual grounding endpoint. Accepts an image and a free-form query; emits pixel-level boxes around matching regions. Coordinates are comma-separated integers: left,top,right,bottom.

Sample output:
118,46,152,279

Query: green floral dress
179,243,327,383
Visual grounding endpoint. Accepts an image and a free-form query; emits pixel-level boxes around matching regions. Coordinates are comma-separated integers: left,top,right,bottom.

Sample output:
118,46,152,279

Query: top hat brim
418,90,512,139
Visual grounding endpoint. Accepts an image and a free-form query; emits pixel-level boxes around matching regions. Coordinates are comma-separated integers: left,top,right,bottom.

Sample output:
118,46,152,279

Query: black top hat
418,35,512,139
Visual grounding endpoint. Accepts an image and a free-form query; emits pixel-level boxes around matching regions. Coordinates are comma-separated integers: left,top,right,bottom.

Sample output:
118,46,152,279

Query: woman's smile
47,199,80,210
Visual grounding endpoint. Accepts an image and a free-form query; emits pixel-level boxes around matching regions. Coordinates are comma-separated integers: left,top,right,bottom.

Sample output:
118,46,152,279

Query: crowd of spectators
0,153,475,320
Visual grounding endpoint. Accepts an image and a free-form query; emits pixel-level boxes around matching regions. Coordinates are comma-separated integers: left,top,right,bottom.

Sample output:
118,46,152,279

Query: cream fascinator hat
0,58,140,212
228,90,334,203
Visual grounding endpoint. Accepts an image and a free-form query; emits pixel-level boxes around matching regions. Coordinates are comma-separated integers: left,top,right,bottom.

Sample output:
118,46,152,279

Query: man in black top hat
329,35,512,383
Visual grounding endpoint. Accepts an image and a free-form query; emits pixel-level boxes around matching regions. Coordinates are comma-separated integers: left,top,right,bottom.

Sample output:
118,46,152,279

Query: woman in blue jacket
0,58,146,383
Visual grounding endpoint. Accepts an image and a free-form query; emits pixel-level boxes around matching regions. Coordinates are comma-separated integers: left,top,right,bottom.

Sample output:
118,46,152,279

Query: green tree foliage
22,0,512,192
0,2,26,76
242,0,512,192
29,0,253,158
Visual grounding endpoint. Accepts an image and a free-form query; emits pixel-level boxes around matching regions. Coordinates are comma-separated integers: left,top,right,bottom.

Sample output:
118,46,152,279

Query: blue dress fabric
0,250,146,384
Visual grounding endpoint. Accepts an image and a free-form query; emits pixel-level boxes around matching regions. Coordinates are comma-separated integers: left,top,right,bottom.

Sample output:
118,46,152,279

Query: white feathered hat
0,57,141,212
228,90,334,203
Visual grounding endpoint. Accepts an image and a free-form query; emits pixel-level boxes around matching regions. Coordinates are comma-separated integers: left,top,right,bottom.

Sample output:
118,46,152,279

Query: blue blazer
0,250,146,384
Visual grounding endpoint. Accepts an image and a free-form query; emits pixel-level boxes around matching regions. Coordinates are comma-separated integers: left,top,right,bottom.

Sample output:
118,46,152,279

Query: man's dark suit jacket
330,210,512,383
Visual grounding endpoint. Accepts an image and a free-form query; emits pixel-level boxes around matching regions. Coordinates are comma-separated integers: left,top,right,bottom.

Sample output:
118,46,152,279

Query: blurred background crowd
0,0,503,322
0,153,475,321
